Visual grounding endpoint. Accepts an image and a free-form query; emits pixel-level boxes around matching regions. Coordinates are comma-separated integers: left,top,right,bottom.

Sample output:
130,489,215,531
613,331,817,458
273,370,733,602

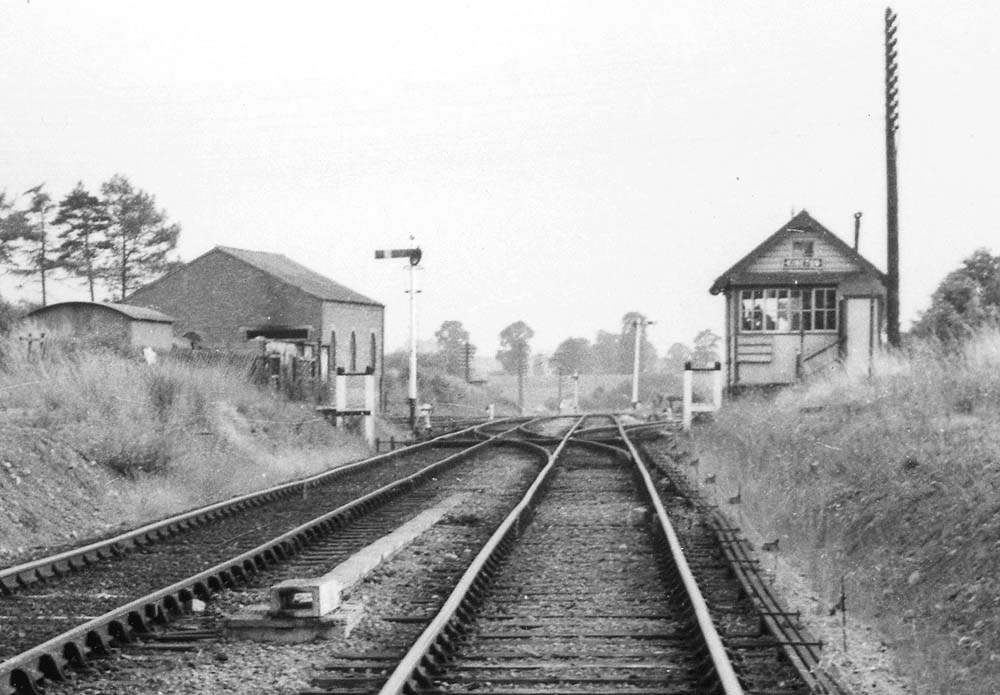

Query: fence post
335,367,347,427
712,361,723,411
682,362,693,431
363,370,376,448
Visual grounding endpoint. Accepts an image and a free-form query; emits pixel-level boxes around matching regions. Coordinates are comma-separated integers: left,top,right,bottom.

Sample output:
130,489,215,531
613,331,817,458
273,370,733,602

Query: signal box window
792,240,815,257
740,287,836,333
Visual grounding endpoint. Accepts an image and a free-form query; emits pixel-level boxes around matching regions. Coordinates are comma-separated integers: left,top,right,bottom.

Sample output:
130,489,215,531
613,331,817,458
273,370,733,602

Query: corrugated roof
27,302,175,323
216,247,383,306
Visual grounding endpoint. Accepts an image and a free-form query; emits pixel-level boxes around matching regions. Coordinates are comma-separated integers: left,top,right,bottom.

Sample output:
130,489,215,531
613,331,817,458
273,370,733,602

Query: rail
0,420,512,594
1,423,528,695
615,417,745,695
644,438,849,695
376,417,582,694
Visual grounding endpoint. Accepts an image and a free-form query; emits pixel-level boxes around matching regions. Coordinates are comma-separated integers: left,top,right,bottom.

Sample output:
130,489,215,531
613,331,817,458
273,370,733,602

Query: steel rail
376,417,583,695
704,509,847,695
0,420,511,594
615,417,746,695
1,428,530,695
642,438,846,694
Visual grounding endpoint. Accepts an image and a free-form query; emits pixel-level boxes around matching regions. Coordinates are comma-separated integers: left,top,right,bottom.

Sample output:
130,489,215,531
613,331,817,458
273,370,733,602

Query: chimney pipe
853,211,862,251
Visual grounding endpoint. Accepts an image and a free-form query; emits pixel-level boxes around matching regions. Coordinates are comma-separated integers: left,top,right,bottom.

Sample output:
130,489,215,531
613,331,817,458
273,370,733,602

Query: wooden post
885,7,901,347
335,368,346,428
363,370,376,448
682,363,694,432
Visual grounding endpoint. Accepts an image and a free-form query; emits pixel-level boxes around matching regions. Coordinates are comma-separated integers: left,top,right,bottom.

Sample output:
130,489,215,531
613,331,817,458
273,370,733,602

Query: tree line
910,248,1000,343
0,175,181,305
417,312,721,380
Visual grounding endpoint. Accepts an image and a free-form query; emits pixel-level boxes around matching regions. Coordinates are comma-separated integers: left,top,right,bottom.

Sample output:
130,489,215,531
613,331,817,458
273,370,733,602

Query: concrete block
225,601,364,643
269,492,469,618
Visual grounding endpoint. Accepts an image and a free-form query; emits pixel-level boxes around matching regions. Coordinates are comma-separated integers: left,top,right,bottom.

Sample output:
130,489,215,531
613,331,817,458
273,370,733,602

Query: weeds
693,329,1000,693
0,333,367,489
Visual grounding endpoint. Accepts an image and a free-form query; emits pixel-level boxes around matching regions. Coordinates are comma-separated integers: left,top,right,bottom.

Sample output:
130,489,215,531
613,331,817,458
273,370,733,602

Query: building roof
709,210,886,295
215,246,383,306
27,302,175,323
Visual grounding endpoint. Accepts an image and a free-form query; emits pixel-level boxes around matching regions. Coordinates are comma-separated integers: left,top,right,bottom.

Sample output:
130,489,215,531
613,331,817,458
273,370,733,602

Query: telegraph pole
375,246,423,431
885,7,901,347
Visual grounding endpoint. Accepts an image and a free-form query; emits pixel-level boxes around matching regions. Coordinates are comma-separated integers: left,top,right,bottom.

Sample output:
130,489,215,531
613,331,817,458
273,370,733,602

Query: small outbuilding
710,210,886,389
23,302,176,352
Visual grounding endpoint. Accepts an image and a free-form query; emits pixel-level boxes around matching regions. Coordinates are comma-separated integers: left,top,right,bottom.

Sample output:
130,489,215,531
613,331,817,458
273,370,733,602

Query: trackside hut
127,246,384,385
23,302,175,352
710,211,886,388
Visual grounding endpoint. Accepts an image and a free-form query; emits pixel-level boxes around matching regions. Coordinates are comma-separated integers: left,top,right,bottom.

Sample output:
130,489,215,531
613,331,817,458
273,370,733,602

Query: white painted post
363,372,376,448
682,363,693,432
335,370,347,428
712,362,723,410
486,403,495,420
572,371,580,413
407,260,418,431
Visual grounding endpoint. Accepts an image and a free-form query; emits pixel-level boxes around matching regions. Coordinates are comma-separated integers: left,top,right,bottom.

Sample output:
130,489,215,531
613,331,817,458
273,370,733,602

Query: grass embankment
692,332,1000,694
0,338,368,560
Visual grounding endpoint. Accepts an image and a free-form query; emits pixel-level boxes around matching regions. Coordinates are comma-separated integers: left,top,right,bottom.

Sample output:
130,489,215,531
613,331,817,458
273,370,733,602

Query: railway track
4,416,846,695
369,417,751,695
0,419,536,695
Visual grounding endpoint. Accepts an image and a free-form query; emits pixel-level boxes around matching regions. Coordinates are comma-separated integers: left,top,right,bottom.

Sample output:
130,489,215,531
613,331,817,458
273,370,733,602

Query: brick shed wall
322,301,384,376
129,250,323,350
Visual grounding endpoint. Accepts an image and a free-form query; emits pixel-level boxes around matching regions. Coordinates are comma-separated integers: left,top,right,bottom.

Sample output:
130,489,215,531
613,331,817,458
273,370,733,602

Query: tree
0,191,31,267
619,311,658,374
52,182,111,302
550,337,594,375
101,174,181,301
497,320,534,414
7,184,57,306
434,320,475,377
496,321,534,375
691,329,721,365
663,342,693,372
912,248,1000,342
592,330,619,373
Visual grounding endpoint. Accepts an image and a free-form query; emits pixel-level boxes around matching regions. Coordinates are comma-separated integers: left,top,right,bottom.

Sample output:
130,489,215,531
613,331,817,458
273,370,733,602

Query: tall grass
692,330,1000,693
0,335,367,521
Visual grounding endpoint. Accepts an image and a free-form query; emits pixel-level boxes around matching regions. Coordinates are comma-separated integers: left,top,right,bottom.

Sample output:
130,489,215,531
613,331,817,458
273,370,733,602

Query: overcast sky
3,1,998,355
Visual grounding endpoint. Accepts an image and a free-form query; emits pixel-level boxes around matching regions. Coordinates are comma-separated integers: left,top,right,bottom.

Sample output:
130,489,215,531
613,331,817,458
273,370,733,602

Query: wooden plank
736,345,773,355
736,354,772,364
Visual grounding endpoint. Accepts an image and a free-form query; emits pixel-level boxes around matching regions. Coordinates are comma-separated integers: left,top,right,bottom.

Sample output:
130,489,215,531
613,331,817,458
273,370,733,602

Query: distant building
23,302,175,352
128,246,384,384
710,210,886,388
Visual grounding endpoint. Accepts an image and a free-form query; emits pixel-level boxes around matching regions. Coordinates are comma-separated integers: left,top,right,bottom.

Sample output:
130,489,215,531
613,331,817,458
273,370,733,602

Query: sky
3,1,999,356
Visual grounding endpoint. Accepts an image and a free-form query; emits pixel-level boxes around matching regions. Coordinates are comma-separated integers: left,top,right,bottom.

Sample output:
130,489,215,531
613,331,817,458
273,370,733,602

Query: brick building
128,246,384,382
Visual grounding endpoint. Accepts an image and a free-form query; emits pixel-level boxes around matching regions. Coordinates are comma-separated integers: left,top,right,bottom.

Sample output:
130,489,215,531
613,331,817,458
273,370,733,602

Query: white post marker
364,371,376,448
631,318,653,409
571,371,580,413
335,370,347,428
682,361,723,431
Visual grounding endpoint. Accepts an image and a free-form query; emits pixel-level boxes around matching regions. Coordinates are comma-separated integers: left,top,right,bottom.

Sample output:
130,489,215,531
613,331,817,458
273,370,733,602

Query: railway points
1,416,848,695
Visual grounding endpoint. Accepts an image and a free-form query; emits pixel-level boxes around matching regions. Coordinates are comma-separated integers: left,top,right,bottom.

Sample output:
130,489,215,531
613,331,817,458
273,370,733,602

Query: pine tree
0,191,31,266
8,184,57,306
100,174,181,301
52,182,111,302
